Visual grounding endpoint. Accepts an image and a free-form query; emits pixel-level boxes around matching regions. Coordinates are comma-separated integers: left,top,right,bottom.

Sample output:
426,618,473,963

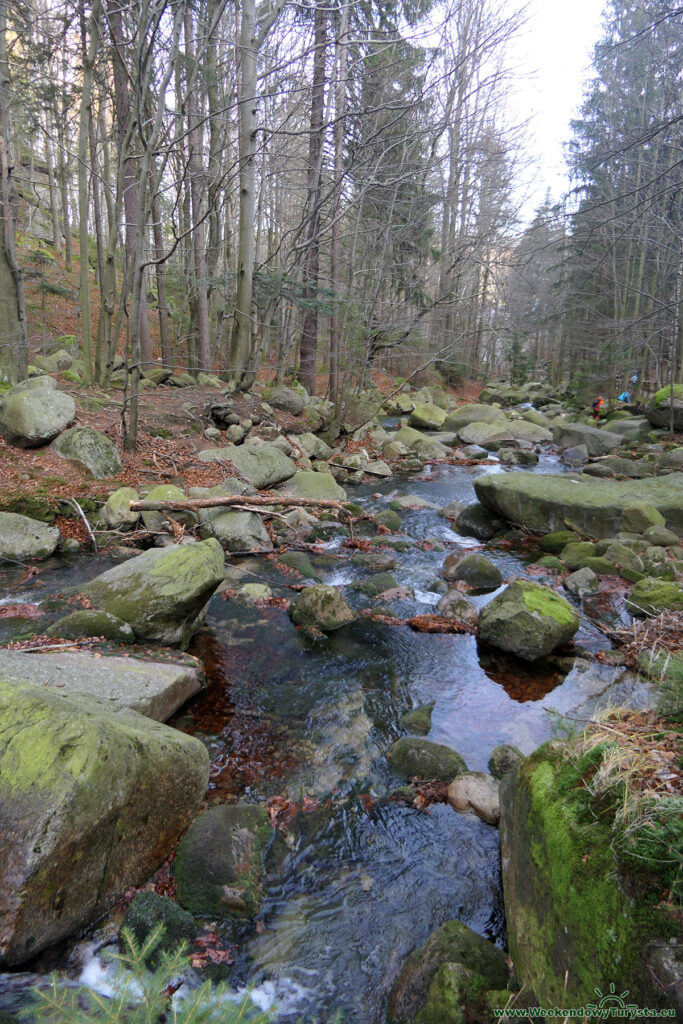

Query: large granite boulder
478,580,579,661
81,539,224,647
499,744,677,1013
456,421,514,447
0,378,75,447
50,425,122,478
278,470,346,500
552,422,622,456
288,584,356,631
269,385,305,415
0,513,60,561
0,649,203,721
200,509,272,552
474,472,683,538
645,384,683,431
198,441,297,488
443,405,506,433
408,403,447,431
507,420,552,444
174,804,272,917
0,681,208,966
33,349,73,374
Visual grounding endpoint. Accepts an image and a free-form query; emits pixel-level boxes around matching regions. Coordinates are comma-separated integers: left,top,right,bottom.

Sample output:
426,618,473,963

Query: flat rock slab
0,650,203,721
474,472,683,538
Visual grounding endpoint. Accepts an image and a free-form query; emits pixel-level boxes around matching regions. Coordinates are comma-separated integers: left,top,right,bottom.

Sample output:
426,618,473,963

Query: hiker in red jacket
592,396,605,421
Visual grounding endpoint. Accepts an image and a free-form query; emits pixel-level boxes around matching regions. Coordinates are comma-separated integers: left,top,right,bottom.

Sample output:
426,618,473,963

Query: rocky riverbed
0,373,680,1021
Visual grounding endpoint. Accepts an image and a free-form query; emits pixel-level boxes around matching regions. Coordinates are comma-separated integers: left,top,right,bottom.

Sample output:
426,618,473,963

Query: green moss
521,585,576,628
653,383,683,408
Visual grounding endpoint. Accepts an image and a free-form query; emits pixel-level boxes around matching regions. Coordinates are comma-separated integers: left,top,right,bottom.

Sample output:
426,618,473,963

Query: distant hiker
618,390,631,403
592,396,605,420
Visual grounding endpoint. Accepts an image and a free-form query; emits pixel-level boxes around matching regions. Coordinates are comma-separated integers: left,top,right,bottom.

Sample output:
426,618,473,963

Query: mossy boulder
400,704,434,736
375,509,402,531
499,745,676,1011
553,422,622,456
443,553,502,590
443,405,506,433
351,551,397,572
535,555,563,572
386,738,466,781
141,484,197,533
0,380,76,447
540,530,578,554
488,744,524,779
278,551,321,581
82,539,224,647
456,421,513,447
103,486,139,531
626,578,683,616
174,804,272,918
46,610,135,643
474,471,683,538
621,501,665,534
436,592,478,627
200,509,272,552
388,919,508,1024
278,470,346,501
288,584,356,632
0,512,60,561
50,425,122,479
122,891,196,956
269,385,305,415
0,681,208,966
560,541,597,569
408,403,447,430
646,384,683,430
603,541,644,578
352,571,398,597
643,524,679,547
478,580,579,662
198,441,297,488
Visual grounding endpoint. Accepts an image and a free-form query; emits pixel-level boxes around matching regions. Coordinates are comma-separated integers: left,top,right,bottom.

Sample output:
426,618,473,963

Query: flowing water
0,454,655,1022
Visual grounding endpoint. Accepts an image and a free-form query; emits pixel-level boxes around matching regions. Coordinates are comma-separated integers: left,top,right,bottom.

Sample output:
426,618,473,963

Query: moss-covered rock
46,610,135,643
559,541,597,569
198,441,297,488
643,524,679,547
603,542,644,578
436,592,478,626
375,509,402,531
288,584,356,631
408,404,447,430
535,555,563,572
488,744,524,779
174,804,272,917
0,380,75,448
442,553,502,590
82,539,224,646
499,745,676,1011
474,472,683,538
400,704,434,736
386,738,466,781
443,404,506,433
646,384,683,430
352,571,398,597
278,551,321,581
478,580,579,662
103,486,139,531
455,503,503,541
199,509,272,552
622,501,665,534
540,530,578,554
0,512,60,561
141,484,197,533
350,551,397,572
0,681,208,966
626,578,683,616
388,920,508,1024
279,469,346,501
121,891,196,956
50,425,122,479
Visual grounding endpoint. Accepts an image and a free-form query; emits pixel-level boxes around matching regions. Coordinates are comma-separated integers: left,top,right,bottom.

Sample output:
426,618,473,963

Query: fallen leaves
190,931,235,969
0,603,43,619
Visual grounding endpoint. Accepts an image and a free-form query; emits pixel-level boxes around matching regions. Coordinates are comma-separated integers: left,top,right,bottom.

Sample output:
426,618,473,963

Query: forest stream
0,449,656,1023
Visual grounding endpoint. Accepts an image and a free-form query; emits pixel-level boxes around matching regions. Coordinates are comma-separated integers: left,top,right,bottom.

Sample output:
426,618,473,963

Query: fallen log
129,496,347,512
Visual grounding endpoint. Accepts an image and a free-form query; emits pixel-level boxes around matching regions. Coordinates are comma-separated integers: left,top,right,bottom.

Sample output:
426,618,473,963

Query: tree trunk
298,2,327,396
151,188,172,369
328,1,348,403
77,0,101,385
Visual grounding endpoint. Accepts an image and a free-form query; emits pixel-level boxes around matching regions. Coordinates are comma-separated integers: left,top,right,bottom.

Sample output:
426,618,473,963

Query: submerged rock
386,737,466,781
455,503,503,541
174,804,272,917
0,512,60,561
82,538,224,647
0,681,208,966
442,553,502,590
399,704,434,736
289,584,356,632
478,580,579,661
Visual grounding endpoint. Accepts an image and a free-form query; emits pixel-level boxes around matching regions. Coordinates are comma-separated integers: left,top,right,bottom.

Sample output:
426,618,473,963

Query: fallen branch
61,498,98,553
